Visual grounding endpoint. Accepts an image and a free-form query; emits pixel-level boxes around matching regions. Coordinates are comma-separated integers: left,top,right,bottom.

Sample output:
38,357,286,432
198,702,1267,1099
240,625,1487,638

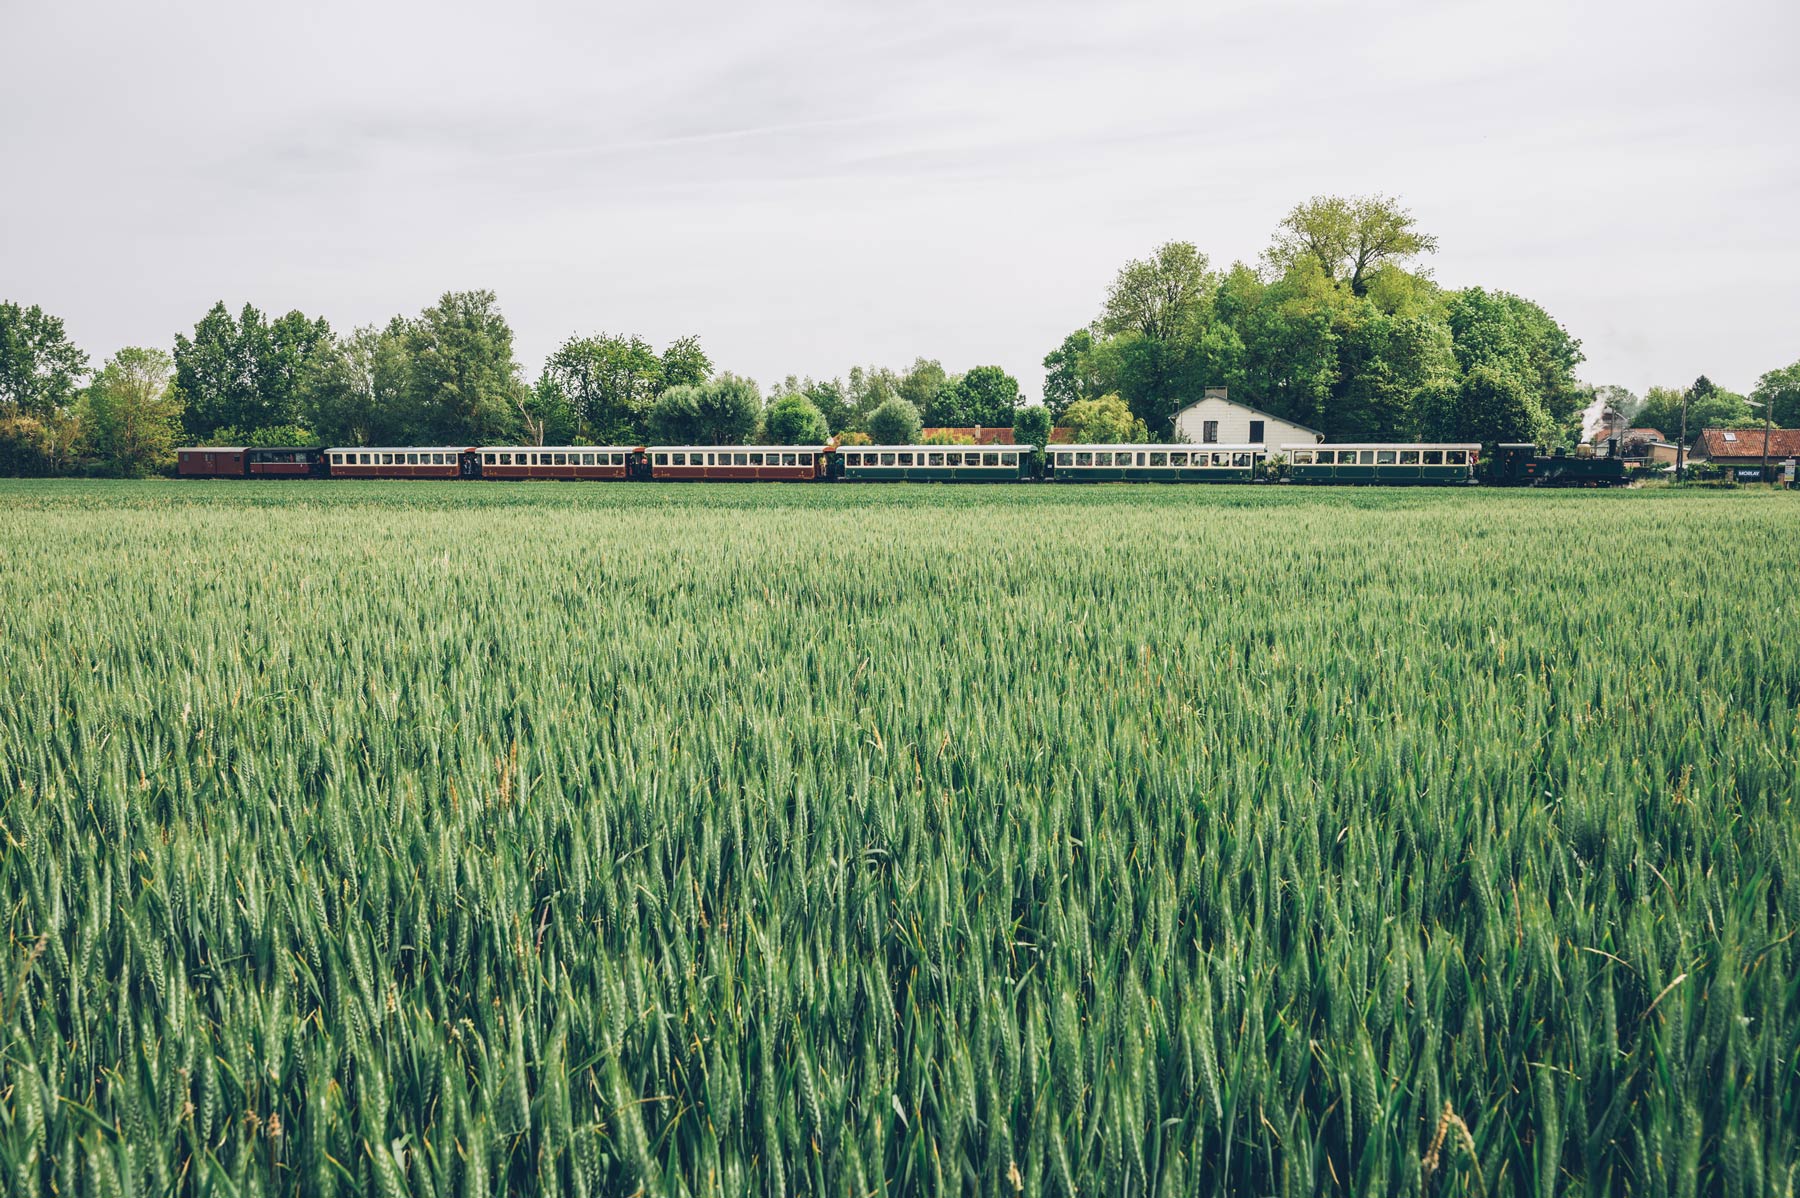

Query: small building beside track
1170,390,1321,447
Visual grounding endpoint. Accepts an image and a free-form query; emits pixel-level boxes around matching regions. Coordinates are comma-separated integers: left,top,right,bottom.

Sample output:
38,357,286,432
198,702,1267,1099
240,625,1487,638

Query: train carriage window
845,453,859,466
673,452,686,465
1075,451,1093,466
483,453,495,465
1447,450,1467,465
899,452,914,465
1377,450,1398,464
1234,453,1251,467
800,453,812,466
1423,450,1443,465
615,453,626,465
407,453,418,464
654,453,667,465
1055,452,1071,466
982,452,998,466
1149,451,1167,467
1290,450,1312,465
1357,451,1374,465
1169,451,1188,466
746,453,760,465
1092,452,1110,466
360,453,371,464
879,452,895,465
929,452,945,466
552,453,565,465
1399,450,1420,464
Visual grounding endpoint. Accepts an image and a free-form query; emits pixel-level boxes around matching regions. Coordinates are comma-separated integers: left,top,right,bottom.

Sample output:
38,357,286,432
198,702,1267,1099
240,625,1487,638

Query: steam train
175,440,1627,486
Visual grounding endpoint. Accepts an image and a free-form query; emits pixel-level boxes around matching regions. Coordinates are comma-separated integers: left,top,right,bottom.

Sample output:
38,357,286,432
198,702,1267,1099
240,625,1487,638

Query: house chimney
1204,387,1228,402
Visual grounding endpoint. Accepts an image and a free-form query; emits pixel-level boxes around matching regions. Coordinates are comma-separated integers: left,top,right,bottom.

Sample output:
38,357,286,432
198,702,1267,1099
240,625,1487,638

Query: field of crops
1,479,1796,1197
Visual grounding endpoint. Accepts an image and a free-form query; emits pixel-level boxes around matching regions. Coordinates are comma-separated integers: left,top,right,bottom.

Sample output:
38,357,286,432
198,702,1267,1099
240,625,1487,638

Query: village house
1170,388,1321,446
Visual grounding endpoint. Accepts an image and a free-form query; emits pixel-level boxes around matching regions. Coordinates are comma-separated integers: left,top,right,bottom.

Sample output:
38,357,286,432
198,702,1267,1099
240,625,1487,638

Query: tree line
1043,196,1799,447
3,195,1796,476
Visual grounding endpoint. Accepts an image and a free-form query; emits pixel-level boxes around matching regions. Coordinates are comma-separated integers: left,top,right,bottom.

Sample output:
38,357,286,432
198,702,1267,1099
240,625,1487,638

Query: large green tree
1751,361,1800,428
865,398,922,445
928,365,1022,427
85,347,185,476
1416,364,1547,446
650,377,761,444
175,302,331,439
1062,394,1146,443
301,320,414,444
0,301,88,417
541,333,666,444
1041,329,1100,419
1264,195,1439,297
400,291,526,444
761,394,827,444
1012,403,1054,451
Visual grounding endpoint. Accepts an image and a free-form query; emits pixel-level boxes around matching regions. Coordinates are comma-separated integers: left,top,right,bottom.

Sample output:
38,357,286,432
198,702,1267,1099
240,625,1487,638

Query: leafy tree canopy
1012,403,1054,451
865,398,923,445
1063,394,1147,443
761,393,827,444
0,301,88,417
1264,195,1438,297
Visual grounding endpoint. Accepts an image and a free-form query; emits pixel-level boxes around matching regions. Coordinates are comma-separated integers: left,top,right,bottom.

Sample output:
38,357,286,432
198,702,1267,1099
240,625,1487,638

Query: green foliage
540,333,666,444
1264,194,1439,296
864,397,923,445
205,423,318,449
1418,363,1549,445
1062,393,1146,442
1,482,1797,1197
0,405,85,475
1041,328,1099,419
649,377,761,445
1751,361,1800,428
298,319,414,445
659,334,713,391
760,392,827,443
1637,378,1757,444
399,290,526,444
927,364,1022,427
919,427,975,445
1012,403,1054,451
1049,200,1588,446
174,302,332,439
83,347,184,475
0,300,89,417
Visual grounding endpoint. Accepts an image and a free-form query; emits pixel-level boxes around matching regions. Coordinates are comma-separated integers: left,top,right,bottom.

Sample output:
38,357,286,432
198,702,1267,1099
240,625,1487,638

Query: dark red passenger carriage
325,448,478,479
476,447,636,480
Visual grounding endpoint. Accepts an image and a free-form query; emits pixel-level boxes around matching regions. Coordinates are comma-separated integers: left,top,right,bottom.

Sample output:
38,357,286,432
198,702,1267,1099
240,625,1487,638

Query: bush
761,394,828,444
865,398,923,445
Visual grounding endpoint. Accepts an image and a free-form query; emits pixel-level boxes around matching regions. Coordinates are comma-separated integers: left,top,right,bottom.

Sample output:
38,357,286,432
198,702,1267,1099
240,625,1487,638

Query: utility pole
1762,398,1773,485
1677,390,1690,479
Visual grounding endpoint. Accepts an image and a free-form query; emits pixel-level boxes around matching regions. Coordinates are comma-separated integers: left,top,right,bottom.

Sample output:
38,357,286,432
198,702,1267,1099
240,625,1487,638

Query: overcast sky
3,0,1796,400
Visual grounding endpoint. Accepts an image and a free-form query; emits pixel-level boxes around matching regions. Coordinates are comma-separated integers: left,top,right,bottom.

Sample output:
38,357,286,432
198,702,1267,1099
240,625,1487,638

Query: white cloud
3,0,1796,397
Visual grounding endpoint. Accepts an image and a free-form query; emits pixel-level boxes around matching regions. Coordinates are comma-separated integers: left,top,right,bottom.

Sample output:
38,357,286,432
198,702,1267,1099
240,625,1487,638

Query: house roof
1593,426,1668,442
919,426,1076,445
1695,428,1800,460
1171,396,1323,438
921,426,1016,444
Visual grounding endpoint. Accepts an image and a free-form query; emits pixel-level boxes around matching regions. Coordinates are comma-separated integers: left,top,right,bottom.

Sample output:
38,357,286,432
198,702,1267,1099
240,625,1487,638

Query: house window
1202,421,1219,443
1248,420,1264,443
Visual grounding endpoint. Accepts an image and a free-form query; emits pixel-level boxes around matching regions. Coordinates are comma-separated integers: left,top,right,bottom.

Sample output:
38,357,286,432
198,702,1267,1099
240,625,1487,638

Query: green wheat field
1,480,1796,1197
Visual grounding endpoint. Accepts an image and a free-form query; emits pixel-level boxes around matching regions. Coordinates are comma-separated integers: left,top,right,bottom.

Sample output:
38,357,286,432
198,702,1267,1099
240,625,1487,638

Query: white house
1171,389,1321,446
